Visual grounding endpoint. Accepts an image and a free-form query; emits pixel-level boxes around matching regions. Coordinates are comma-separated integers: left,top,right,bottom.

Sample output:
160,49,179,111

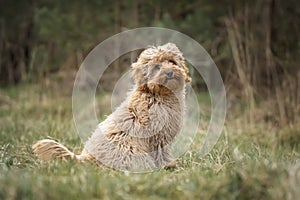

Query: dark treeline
0,0,299,124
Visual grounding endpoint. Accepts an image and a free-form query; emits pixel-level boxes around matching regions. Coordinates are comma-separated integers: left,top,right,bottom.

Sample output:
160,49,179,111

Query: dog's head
132,43,191,94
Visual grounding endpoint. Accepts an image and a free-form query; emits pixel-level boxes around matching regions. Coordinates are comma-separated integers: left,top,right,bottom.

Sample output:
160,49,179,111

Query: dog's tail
32,139,79,161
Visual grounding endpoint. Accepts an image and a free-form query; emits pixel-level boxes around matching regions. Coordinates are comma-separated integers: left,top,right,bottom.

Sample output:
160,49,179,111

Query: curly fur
32,43,191,171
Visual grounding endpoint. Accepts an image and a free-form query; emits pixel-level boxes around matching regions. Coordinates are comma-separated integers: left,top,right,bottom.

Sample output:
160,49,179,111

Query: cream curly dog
32,43,191,171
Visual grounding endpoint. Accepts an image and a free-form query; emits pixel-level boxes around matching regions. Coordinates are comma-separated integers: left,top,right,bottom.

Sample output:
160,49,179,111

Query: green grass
0,83,299,199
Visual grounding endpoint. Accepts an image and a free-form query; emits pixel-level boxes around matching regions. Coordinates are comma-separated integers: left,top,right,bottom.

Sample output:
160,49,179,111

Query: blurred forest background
0,0,299,126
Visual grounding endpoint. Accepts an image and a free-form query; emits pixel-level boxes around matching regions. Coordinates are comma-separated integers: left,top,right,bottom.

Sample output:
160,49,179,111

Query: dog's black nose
166,70,173,78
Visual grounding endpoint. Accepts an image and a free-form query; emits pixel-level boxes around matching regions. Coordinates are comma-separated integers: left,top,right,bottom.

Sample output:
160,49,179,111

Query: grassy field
0,83,299,200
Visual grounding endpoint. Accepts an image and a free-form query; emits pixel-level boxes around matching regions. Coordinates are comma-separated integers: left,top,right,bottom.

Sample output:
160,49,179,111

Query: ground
0,83,299,199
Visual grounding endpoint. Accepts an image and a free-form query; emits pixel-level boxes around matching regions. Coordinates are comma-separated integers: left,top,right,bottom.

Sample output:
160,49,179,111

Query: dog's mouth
166,77,174,81
165,75,181,82
164,77,175,84
158,75,184,91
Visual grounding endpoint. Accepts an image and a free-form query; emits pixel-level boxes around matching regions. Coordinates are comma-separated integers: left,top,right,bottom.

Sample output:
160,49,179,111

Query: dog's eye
154,64,161,69
168,60,177,66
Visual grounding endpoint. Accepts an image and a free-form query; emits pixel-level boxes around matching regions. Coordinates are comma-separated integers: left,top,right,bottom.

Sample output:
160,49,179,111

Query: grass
0,83,299,200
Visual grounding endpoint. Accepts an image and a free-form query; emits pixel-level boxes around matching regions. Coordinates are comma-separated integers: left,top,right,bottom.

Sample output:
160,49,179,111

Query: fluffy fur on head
32,43,191,171
132,43,191,90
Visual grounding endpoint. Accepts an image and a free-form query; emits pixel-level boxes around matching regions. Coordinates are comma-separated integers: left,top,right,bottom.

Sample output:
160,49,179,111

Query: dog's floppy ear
179,62,192,83
185,76,192,83
131,62,149,87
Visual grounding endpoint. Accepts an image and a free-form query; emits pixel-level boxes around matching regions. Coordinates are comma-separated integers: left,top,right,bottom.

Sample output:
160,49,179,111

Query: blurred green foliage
0,0,229,84
0,0,299,97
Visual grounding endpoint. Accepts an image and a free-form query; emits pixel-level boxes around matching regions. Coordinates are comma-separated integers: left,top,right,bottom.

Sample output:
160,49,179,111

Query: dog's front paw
164,160,178,169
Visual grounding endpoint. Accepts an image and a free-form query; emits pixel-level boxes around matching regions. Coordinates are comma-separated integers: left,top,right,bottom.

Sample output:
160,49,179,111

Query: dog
32,43,191,171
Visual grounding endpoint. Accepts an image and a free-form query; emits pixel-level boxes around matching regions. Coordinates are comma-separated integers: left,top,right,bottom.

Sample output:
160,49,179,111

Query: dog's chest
130,96,183,138
148,101,182,130
100,94,184,140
